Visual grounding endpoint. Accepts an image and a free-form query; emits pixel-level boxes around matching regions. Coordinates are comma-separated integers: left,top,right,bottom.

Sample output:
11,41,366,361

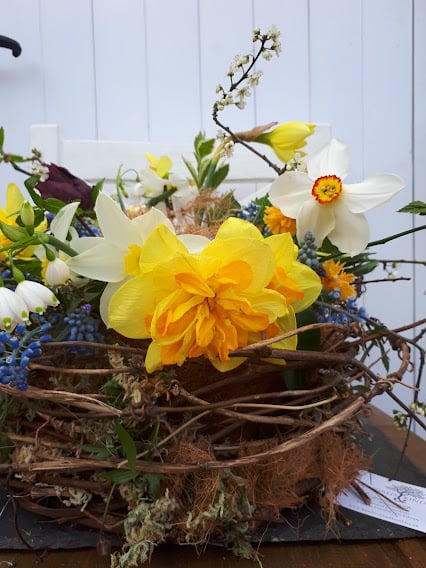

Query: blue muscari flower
237,202,260,223
62,304,104,354
315,291,368,325
297,231,325,276
75,219,101,237
0,318,52,390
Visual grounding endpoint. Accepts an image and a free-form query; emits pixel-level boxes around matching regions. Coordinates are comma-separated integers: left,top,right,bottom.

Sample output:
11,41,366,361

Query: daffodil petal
296,199,336,247
68,241,126,281
288,263,322,313
308,138,350,181
95,192,139,245
99,280,129,327
6,183,24,217
269,171,313,218
215,216,263,241
50,201,80,241
138,224,187,269
109,275,155,338
210,356,247,372
328,208,370,257
247,288,288,320
145,341,165,373
131,206,174,235
343,174,405,214
178,233,210,253
202,237,275,291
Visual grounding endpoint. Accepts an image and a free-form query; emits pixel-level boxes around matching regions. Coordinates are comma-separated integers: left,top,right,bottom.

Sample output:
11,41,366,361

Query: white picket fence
0,0,425,423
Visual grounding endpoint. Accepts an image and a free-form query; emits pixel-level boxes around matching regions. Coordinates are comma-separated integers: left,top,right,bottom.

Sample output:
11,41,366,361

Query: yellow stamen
312,175,342,204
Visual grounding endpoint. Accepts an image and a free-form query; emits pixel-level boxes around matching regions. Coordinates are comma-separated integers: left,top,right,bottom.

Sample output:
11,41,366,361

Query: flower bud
20,201,35,227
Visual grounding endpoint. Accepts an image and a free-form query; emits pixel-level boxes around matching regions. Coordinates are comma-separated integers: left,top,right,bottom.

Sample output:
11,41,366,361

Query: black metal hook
0,35,22,57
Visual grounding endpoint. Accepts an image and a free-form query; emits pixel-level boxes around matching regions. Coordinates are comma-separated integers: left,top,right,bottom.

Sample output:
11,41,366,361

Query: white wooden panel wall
0,0,424,424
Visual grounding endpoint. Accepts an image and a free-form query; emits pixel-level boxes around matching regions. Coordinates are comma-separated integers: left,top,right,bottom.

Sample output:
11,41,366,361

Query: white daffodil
15,280,59,314
138,167,168,198
268,138,405,256
0,287,29,330
169,173,198,226
68,192,176,282
68,192,209,327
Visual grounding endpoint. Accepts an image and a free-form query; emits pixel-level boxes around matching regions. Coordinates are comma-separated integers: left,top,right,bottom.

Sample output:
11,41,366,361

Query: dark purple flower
36,163,94,210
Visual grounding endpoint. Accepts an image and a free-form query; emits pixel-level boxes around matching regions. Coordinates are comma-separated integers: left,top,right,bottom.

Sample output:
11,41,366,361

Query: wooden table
1,407,425,568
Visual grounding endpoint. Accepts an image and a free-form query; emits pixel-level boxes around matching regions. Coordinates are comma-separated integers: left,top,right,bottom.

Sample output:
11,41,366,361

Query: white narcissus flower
268,138,405,256
15,281,59,314
67,192,209,326
139,167,167,198
67,192,176,283
0,287,29,330
169,173,198,225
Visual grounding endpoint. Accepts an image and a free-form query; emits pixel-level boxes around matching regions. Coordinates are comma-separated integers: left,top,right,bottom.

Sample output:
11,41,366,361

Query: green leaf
210,163,230,189
102,469,138,483
197,138,216,159
0,127,4,152
197,159,212,187
6,154,26,163
182,157,200,188
143,473,162,499
81,444,114,461
24,175,45,208
193,131,205,152
0,220,30,242
92,179,104,203
398,201,426,215
115,421,137,472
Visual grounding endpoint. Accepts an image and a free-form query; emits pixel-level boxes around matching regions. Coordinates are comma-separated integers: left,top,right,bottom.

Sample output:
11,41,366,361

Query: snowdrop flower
36,201,81,286
15,280,59,314
0,287,29,331
42,257,71,286
269,139,405,256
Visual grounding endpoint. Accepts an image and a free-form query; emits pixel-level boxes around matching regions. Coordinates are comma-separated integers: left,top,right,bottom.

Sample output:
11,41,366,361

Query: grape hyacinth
63,304,105,354
315,289,368,325
297,231,324,275
0,320,52,390
237,202,261,223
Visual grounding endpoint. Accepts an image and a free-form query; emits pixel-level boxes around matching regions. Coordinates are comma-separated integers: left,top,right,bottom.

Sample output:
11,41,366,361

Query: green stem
367,224,426,248
46,235,78,257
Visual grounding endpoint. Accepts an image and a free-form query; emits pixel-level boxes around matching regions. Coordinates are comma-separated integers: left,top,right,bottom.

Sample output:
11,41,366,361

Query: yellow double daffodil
108,217,321,374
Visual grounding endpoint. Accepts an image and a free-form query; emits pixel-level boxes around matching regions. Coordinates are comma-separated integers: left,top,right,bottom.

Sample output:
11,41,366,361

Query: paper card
335,470,426,533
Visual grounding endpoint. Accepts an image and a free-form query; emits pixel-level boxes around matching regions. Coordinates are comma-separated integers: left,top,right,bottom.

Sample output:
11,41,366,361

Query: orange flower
263,206,296,236
321,260,355,301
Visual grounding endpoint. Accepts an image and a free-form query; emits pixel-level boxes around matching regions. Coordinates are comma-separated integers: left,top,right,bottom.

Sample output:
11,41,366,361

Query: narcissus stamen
312,175,342,204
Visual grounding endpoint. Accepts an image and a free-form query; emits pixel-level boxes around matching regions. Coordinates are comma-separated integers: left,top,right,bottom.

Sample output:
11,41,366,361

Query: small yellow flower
263,206,296,236
321,260,355,301
0,183,46,260
254,121,315,163
145,152,172,179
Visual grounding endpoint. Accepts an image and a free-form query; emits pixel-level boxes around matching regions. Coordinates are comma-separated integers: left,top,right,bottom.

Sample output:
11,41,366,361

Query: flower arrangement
0,27,425,567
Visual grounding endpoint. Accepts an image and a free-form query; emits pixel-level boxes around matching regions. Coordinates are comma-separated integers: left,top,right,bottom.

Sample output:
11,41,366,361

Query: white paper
335,470,426,533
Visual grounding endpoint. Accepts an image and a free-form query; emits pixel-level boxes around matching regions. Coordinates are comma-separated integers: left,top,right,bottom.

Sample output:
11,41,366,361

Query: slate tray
1,418,425,549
